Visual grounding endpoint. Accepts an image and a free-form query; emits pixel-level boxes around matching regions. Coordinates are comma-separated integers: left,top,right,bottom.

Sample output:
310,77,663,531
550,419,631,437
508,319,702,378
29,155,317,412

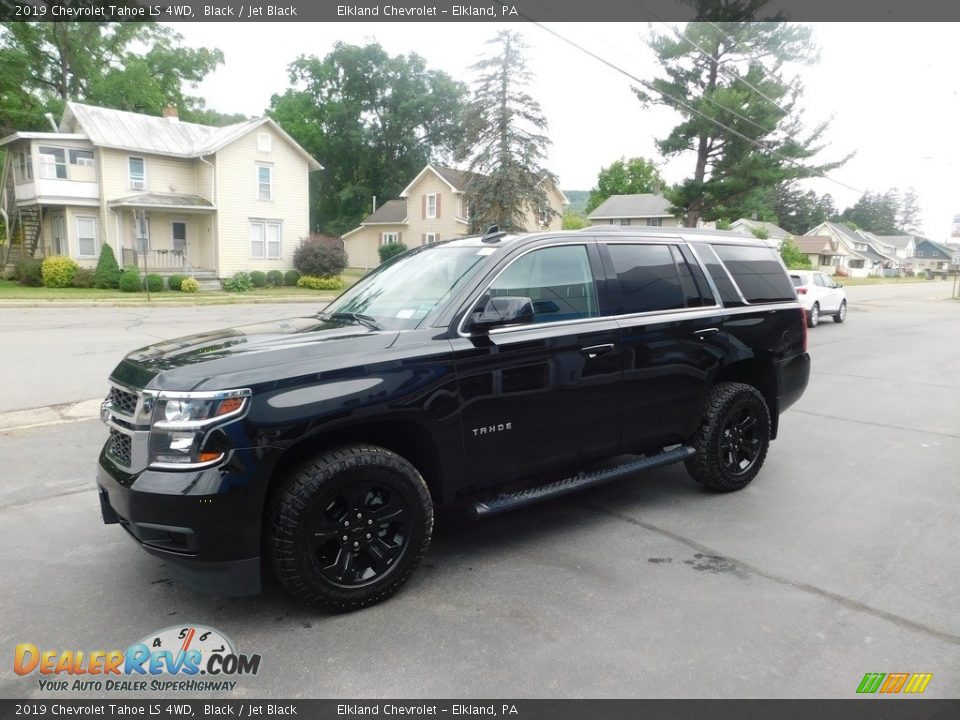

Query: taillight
796,287,807,294
799,307,808,352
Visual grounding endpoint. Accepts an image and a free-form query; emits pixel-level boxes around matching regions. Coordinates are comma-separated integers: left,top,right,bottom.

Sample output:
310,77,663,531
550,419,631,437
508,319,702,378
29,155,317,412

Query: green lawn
830,275,934,286
0,268,364,303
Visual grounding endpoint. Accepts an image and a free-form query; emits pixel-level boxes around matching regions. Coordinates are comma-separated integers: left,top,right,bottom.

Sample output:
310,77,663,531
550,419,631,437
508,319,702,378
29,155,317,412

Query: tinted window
672,245,715,307
790,275,803,287
490,245,598,324
690,243,744,307
712,244,796,303
608,244,684,313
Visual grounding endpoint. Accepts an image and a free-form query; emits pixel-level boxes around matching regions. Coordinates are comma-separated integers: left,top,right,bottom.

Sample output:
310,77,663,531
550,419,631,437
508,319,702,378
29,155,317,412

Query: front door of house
172,221,187,253
52,215,65,255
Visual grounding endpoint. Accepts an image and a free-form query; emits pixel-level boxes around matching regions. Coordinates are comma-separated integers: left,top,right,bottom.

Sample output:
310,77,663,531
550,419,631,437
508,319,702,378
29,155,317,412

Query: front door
172,221,187,253
51,214,65,256
451,243,622,494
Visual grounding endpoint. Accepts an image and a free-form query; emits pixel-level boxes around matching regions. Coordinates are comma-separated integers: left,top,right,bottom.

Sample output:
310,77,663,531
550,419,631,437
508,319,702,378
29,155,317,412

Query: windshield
323,245,491,330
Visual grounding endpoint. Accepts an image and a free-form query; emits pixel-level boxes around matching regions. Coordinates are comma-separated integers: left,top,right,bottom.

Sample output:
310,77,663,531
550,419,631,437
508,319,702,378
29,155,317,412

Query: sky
174,21,960,240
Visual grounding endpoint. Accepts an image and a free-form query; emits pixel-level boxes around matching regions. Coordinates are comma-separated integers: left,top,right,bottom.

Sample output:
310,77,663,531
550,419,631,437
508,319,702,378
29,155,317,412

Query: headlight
148,389,251,469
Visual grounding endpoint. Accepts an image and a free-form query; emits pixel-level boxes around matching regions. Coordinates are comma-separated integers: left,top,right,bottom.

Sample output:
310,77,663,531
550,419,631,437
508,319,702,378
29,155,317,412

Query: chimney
162,105,179,123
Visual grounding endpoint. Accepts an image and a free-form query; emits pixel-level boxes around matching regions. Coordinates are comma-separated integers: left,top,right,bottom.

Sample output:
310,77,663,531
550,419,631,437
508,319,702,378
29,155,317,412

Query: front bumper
97,449,263,596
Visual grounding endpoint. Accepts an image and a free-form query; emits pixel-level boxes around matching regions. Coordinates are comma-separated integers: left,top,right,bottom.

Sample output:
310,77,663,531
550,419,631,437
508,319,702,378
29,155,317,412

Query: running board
471,446,695,518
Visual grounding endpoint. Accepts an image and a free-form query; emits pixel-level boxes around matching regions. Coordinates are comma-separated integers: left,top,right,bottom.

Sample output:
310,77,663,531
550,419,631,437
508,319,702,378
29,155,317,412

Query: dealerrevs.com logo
14,625,261,692
856,672,933,695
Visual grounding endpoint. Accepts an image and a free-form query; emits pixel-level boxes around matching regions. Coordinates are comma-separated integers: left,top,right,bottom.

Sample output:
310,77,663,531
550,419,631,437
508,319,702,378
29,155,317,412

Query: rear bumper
776,351,810,415
97,448,263,596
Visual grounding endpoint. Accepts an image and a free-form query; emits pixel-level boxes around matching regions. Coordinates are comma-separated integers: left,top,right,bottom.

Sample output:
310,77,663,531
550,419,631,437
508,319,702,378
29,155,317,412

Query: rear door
815,272,841,311
601,240,725,450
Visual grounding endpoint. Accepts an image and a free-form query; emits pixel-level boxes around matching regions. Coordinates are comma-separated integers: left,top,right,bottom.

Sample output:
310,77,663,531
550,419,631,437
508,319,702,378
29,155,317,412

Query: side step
471,445,695,518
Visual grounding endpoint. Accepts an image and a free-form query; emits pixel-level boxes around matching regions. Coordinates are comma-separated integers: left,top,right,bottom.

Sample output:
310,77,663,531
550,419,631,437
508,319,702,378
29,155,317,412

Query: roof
871,235,915,250
729,218,792,239
0,131,89,147
915,238,954,258
433,166,482,191
587,194,673,219
793,236,838,255
107,192,215,210
58,102,322,170
360,199,407,224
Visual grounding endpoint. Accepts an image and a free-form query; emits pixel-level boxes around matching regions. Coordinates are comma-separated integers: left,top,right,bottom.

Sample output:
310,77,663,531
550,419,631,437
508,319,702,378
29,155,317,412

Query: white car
789,270,847,327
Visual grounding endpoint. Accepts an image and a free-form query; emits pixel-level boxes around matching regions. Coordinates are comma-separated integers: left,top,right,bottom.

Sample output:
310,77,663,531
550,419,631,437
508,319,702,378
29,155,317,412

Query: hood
110,315,399,391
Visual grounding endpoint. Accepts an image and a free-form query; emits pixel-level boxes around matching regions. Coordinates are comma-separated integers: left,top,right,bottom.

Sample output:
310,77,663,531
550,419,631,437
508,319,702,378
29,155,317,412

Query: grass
0,268,365,303
829,275,936,286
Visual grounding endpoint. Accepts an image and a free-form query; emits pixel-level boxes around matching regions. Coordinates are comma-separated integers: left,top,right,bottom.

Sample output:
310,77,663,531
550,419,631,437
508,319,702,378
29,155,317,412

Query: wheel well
715,359,779,439
265,419,447,507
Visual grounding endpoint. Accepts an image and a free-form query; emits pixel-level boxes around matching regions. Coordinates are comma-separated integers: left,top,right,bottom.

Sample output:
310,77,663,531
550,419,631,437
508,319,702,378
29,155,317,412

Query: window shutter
436,194,441,219
422,195,426,219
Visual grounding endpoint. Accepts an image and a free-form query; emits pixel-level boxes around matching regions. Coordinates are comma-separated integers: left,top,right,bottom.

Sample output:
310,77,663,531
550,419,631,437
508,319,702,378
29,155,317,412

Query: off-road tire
269,444,433,612
685,382,771,492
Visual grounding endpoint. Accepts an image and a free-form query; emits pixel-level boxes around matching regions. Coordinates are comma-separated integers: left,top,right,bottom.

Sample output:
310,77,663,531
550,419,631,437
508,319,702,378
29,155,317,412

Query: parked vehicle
789,270,848,327
97,227,810,611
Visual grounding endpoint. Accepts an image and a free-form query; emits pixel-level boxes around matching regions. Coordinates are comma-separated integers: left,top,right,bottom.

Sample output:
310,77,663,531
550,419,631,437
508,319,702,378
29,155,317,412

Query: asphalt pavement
0,282,958,698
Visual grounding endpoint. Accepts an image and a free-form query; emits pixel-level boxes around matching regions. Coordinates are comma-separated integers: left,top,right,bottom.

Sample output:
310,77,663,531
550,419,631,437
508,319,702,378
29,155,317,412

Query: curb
0,297,335,308
0,398,103,432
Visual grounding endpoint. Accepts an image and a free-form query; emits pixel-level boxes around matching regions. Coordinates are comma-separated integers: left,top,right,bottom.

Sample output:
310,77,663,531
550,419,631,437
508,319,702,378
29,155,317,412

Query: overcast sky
175,22,959,240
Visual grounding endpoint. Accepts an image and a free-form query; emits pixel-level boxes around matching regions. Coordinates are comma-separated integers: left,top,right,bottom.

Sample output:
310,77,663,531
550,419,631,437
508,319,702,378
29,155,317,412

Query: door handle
693,328,720,340
581,343,617,359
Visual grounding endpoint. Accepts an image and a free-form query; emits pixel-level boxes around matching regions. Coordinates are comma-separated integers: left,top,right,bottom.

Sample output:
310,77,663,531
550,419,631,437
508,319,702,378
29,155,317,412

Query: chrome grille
107,429,132,467
107,386,138,416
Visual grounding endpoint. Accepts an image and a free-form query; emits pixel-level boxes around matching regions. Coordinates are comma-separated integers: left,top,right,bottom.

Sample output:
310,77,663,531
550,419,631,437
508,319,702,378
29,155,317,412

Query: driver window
489,245,599,324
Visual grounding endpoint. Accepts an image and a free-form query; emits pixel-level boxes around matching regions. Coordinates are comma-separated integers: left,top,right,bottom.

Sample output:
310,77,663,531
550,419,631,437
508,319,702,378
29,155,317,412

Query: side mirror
467,296,534,332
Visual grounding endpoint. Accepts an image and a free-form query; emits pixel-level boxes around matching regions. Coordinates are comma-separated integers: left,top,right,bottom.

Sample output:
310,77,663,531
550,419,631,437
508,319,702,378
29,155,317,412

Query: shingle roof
433,166,482,191
361,199,407,224
793,236,838,255
731,219,792,239
587,194,673,219
871,235,915,250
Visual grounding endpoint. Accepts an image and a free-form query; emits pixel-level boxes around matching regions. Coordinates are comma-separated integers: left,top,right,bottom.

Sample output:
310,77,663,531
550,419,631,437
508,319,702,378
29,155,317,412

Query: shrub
378,241,407,264
222,271,253,292
119,270,141,293
779,239,812,270
72,267,95,288
167,273,187,291
180,277,200,293
14,258,43,287
284,269,301,287
145,273,164,292
297,275,345,291
93,243,121,289
294,234,347,278
250,270,267,288
41,256,79,288
266,270,284,287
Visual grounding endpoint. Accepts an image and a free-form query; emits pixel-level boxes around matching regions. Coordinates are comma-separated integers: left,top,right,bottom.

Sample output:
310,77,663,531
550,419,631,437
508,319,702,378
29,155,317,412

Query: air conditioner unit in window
131,180,145,190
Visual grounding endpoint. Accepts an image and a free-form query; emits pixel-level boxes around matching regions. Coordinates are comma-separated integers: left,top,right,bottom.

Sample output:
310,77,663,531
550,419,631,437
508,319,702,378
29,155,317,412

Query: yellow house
342,164,568,269
1,102,321,282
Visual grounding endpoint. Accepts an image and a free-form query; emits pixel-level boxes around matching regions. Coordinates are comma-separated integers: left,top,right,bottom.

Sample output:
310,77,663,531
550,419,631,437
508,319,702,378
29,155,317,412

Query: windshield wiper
328,311,384,331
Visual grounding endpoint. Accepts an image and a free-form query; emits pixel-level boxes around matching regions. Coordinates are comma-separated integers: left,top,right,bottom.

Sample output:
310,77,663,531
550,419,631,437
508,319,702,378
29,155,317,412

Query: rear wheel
269,444,433,612
807,302,820,328
685,382,771,492
833,300,847,323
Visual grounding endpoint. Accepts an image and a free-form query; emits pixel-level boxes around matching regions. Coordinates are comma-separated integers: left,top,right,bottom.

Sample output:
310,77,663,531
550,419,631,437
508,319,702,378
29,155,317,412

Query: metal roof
587,194,673,219
107,192,215,210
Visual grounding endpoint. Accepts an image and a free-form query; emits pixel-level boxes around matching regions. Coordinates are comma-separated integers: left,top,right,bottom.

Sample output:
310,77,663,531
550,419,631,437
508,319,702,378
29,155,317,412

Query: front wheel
833,300,847,323
269,444,433,612
685,382,771,492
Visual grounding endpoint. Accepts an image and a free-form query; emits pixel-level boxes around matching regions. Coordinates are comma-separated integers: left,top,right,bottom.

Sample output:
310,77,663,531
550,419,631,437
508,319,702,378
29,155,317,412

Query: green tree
772,185,837,235
561,210,590,230
636,7,848,226
269,43,466,236
458,31,555,233
0,22,224,134
897,187,922,235
840,191,900,235
585,157,666,214
780,238,812,269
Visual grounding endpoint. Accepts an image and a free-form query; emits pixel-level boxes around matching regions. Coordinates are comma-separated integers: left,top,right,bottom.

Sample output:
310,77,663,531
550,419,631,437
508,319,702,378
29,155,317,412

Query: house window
250,219,281,259
76,216,97,257
257,132,272,152
426,194,437,219
128,157,146,190
256,165,272,200
172,221,187,253
38,146,67,179
915,250,924,257
423,233,438,245
69,149,95,166
646,218,662,227
854,242,867,251
381,232,399,246
13,150,33,182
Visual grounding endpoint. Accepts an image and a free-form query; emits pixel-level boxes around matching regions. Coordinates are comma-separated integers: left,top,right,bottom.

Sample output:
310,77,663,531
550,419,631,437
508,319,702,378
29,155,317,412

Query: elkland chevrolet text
97,227,810,611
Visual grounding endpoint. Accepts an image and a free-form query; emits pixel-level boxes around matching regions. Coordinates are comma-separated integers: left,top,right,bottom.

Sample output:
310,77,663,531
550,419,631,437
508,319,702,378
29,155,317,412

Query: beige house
342,164,568,269
1,102,321,281
586,193,679,228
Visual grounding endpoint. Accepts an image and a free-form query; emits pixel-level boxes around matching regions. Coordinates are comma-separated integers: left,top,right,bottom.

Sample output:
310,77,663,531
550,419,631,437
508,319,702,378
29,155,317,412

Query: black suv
97,227,809,611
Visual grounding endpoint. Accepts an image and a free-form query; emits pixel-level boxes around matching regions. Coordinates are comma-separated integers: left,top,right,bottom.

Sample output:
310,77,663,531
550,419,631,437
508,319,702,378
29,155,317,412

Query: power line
526,20,864,195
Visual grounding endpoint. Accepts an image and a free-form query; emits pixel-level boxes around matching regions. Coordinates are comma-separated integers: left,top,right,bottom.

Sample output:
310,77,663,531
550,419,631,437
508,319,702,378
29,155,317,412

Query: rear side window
607,244,683,313
790,275,803,287
672,245,715,307
690,243,744,307
711,244,796,303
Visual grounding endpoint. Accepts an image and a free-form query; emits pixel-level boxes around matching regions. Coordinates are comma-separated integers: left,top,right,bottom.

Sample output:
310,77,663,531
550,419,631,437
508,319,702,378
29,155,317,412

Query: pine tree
93,243,121,289
458,31,555,233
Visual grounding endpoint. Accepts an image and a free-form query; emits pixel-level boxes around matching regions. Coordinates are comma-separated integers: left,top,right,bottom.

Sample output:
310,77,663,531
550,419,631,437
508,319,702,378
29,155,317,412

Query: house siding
214,125,310,277
344,224,407,270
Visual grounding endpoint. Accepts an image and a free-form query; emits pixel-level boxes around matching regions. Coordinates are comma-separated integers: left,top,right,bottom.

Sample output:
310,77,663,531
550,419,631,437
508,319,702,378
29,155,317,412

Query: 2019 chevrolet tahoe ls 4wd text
97,227,810,611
